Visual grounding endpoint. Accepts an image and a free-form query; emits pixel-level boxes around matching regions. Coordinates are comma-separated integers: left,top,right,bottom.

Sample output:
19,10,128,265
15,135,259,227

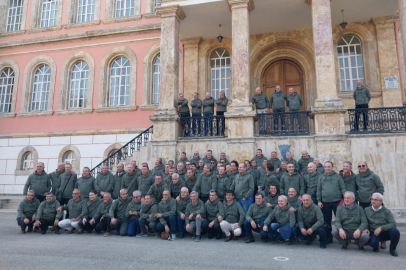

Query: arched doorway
261,59,306,110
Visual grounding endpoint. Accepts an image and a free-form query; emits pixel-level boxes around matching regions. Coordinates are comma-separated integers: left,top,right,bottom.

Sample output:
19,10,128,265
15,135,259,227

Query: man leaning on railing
353,81,371,131
286,88,303,132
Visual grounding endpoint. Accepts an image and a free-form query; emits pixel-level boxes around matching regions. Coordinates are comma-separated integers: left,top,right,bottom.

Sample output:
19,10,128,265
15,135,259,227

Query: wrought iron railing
90,125,153,177
258,111,311,136
348,107,406,134
180,116,225,137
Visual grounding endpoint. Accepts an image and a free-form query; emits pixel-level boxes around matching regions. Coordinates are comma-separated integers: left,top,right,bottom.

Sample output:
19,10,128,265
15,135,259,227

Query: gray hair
372,193,384,201
181,187,189,193
278,195,288,202
120,189,128,194
343,161,352,167
103,192,111,197
344,191,355,199
133,190,141,196
27,190,35,195
172,173,179,178
190,191,199,196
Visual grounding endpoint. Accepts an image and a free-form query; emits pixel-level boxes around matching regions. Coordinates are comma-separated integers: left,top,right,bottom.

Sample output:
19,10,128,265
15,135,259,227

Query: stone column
398,0,406,102
311,0,348,166
373,16,403,107
225,0,256,160
181,37,201,100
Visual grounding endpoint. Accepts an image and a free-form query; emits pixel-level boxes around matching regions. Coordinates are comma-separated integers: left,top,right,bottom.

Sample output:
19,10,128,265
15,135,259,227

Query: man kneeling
58,189,87,234
298,194,326,248
34,192,63,234
17,190,40,233
154,190,177,240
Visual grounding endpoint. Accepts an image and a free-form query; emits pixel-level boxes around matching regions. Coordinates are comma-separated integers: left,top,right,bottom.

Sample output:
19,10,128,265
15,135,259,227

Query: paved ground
0,213,405,270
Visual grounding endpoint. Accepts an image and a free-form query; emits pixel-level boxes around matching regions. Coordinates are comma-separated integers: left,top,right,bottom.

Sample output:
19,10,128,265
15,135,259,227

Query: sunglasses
358,165,366,168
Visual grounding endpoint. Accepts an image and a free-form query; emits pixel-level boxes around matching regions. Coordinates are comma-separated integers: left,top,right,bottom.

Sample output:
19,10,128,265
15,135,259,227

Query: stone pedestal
225,111,256,138
181,37,201,100
150,140,178,166
315,135,349,171
227,138,256,162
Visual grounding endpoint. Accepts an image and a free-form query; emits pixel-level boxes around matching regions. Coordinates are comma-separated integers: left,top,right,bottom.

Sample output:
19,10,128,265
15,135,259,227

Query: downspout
394,20,406,103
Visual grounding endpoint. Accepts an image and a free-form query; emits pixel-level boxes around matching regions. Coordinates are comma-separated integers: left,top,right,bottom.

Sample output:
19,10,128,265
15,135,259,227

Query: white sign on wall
384,76,398,89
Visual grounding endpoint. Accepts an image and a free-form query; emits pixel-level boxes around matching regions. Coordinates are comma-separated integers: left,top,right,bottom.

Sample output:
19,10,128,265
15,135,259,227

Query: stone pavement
0,213,405,270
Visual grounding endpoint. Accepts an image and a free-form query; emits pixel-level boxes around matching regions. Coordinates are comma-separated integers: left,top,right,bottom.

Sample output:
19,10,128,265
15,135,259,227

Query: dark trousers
244,219,268,240
127,217,141,236
39,219,57,232
176,215,186,236
289,110,301,132
203,113,213,136
321,200,340,239
191,113,202,136
359,202,370,209
95,218,110,233
60,198,70,206
200,196,209,203
78,219,97,232
17,219,35,231
180,113,190,136
354,104,369,131
202,219,222,236
273,109,285,131
299,227,327,245
139,217,156,234
156,215,177,234
369,228,400,251
35,195,45,203
216,111,225,136
108,217,129,236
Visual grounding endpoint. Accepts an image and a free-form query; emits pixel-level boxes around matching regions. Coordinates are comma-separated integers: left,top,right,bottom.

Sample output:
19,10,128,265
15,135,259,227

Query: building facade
0,0,405,210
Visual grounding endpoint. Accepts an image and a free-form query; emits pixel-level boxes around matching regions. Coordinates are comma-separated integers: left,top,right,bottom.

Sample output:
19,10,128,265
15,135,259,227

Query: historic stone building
0,0,405,211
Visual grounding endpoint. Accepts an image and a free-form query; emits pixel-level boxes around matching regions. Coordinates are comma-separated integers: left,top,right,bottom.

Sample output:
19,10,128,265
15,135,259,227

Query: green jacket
63,197,87,219
185,199,206,224
246,202,272,223
251,92,269,110
268,158,281,170
193,172,217,198
23,171,51,196
223,199,245,226
177,171,186,182
49,169,64,194
58,172,78,199
190,98,202,114
147,181,168,203
283,158,298,171
205,198,224,221
95,171,114,194
121,171,139,196
109,196,131,220
355,169,384,204
227,171,238,183
216,174,231,200
169,180,185,199
75,175,95,198
265,194,279,210
216,97,228,112
202,97,215,114
86,197,102,219
353,86,371,105
230,171,254,199
339,170,357,198
304,172,323,202
93,199,112,221
286,93,303,111
264,205,295,227
316,164,325,175
17,198,40,221
185,176,197,193
179,158,189,167
364,205,396,232
157,197,177,225
203,156,217,165
298,203,324,231
178,98,190,113
269,91,287,110
259,171,280,191
112,171,126,199
317,171,346,203
36,198,62,221
280,172,305,196
298,156,314,175
125,199,142,221
139,201,157,222
252,155,267,169
190,156,201,165
152,166,165,176
176,196,190,215
288,197,301,221
137,173,155,196
335,204,368,232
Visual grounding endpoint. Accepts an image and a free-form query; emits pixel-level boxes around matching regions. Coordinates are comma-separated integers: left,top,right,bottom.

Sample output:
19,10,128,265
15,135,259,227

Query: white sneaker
168,234,176,241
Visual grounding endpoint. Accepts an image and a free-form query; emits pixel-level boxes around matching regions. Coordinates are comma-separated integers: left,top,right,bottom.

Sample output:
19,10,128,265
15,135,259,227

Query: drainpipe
394,20,406,103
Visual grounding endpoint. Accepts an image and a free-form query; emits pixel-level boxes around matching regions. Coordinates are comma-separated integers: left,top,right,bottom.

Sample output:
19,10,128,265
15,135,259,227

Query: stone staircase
0,195,21,213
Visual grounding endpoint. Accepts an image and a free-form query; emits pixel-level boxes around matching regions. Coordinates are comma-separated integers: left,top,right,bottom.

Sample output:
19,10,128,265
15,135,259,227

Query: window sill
139,104,159,111
27,25,63,34
55,108,93,115
0,112,16,118
0,30,26,37
17,111,54,117
95,105,138,113
143,13,159,19
64,20,101,29
103,15,142,24
15,169,34,176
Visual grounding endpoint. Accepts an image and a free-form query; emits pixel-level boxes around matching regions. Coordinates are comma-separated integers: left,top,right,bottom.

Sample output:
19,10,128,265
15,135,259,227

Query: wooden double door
261,59,305,110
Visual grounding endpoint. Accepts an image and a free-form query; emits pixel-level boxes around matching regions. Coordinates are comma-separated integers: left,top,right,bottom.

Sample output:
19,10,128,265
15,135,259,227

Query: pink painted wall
0,0,162,134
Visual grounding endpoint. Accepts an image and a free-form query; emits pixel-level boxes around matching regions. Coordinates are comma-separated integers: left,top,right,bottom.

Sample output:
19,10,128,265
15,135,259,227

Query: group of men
20,149,399,256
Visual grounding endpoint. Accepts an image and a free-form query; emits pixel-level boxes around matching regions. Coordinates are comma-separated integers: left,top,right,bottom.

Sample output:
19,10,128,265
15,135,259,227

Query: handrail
258,111,311,136
90,125,153,177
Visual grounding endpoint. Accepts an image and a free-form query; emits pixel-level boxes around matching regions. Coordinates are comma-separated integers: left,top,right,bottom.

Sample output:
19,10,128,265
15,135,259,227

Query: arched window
69,60,89,109
109,57,130,106
31,64,51,111
6,0,24,32
210,48,231,100
0,67,14,113
152,54,160,104
40,0,58,28
115,0,135,17
337,35,365,92
76,0,95,23
21,152,34,170
63,150,76,165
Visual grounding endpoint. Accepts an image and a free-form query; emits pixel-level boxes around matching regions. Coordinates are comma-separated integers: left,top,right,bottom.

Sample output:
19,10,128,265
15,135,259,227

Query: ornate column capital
181,37,201,48
227,0,255,12
156,5,186,21
372,15,398,28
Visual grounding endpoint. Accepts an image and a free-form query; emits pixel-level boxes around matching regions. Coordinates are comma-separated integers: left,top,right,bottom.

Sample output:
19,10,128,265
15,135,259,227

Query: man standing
252,149,267,169
137,166,155,198
298,194,326,248
107,188,131,236
152,160,164,176
185,191,206,242
193,165,217,203
17,190,40,233
185,168,197,193
265,184,279,210
340,161,357,198
179,152,189,167
220,190,245,241
75,167,95,201
283,152,298,171
58,189,87,234
80,190,102,233
268,85,287,131
178,93,190,119
203,150,217,164
244,193,272,243
169,173,185,199
268,151,281,172
95,164,114,198
190,151,201,166
49,162,65,194
298,150,314,175
176,162,187,182
23,162,51,202
93,192,113,234
202,92,215,136
215,90,228,136
280,162,305,198
216,165,231,201
355,161,384,209
304,162,323,203
230,163,254,212
353,80,371,131
365,193,400,256
317,161,346,244
147,174,168,203
250,87,269,115
112,163,126,200
313,157,325,175
34,192,63,234
286,87,303,132
202,190,224,239
58,163,78,205
176,187,190,239
137,194,157,237
190,93,202,136
332,191,369,251
259,163,279,196
155,190,177,240
121,163,139,197
125,190,142,237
